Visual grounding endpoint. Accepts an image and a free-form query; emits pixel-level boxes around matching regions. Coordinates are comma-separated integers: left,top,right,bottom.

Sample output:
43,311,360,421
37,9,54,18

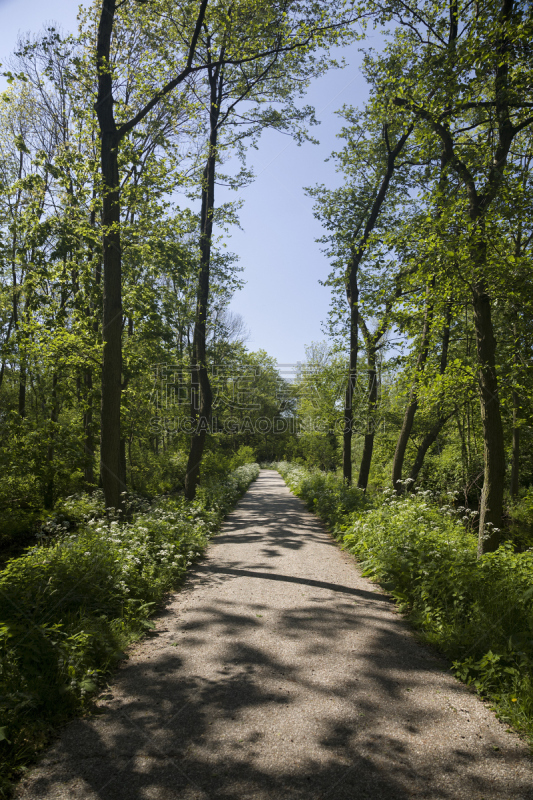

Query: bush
0,464,259,795
342,491,533,737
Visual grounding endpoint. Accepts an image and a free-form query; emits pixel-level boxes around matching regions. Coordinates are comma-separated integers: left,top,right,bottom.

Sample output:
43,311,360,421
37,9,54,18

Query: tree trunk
392,288,434,492
184,63,221,501
392,394,418,493
357,346,377,491
473,279,505,554
183,179,215,498
342,286,358,485
409,415,449,486
99,132,124,509
95,0,124,510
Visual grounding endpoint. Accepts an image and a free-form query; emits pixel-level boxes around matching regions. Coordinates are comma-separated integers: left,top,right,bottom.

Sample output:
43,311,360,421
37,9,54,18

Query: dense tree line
0,0,356,539
302,0,533,554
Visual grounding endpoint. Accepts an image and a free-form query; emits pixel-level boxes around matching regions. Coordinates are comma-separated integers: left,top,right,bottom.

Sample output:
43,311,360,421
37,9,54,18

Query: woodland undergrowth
0,463,259,795
275,461,533,744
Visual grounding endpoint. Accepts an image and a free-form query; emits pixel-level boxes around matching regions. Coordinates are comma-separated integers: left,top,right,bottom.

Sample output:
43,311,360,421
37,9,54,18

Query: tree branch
117,10,362,140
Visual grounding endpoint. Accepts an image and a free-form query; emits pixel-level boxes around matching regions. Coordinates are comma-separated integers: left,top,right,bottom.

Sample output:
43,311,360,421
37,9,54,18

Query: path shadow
196,566,391,604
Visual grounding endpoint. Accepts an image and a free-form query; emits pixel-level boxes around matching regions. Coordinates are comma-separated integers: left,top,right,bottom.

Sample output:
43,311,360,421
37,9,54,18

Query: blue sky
0,1,380,365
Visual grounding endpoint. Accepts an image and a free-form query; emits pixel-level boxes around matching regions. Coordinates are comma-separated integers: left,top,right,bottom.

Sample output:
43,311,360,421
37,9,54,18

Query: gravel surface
17,470,533,800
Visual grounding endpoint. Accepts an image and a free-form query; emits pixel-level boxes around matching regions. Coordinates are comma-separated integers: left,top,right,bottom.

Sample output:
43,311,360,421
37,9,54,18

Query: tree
363,0,533,550
295,342,345,471
91,0,208,508
308,93,416,484
86,0,361,507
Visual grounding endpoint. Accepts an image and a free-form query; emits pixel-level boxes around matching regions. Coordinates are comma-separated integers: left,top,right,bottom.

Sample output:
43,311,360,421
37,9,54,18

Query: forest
1,0,533,791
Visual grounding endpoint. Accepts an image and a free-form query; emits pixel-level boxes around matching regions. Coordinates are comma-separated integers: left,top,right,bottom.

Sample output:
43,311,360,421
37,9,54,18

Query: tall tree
316,0,533,548
308,98,416,484
93,0,210,509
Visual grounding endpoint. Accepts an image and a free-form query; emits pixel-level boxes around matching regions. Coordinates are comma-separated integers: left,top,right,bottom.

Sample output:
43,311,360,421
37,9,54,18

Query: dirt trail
17,470,533,800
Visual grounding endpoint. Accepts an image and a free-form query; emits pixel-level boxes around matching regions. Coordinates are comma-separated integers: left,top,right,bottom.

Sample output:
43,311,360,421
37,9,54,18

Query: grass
274,461,533,744
0,463,259,796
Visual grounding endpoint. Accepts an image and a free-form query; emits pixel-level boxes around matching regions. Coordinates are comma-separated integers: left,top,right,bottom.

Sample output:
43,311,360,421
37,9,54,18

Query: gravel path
17,470,533,800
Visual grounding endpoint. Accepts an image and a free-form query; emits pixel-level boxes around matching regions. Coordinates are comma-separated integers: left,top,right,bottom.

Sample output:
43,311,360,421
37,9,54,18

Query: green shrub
342,491,533,737
229,445,256,470
0,464,259,795
198,448,233,481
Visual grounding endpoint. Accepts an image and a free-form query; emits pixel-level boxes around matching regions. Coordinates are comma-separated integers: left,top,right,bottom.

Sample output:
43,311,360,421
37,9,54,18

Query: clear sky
0,1,380,365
